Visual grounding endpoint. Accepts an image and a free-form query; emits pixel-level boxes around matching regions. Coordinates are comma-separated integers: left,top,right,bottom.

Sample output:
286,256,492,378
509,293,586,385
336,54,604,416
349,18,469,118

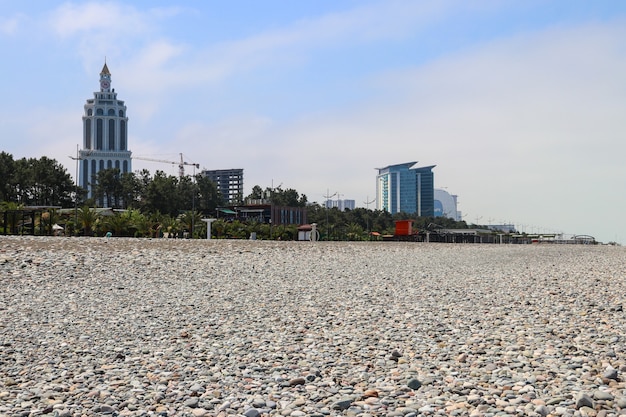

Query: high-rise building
79,63,131,203
434,188,461,221
202,168,244,204
376,162,435,216
324,199,356,211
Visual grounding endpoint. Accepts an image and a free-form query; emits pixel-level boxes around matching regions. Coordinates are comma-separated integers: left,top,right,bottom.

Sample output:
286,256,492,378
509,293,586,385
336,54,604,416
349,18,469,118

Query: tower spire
100,61,110,76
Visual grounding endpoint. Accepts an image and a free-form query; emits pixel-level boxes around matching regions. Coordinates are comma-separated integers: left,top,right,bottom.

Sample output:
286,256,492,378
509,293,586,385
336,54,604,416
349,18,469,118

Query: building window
91,159,96,188
107,160,112,169
96,108,103,115
96,119,103,150
120,120,126,150
85,119,91,149
87,109,93,116
82,159,88,189
108,119,115,150
123,160,128,173
119,110,124,117
108,109,115,116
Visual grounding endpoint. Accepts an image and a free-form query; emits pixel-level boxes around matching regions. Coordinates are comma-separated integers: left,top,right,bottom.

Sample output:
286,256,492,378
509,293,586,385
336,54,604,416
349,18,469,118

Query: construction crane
133,153,200,177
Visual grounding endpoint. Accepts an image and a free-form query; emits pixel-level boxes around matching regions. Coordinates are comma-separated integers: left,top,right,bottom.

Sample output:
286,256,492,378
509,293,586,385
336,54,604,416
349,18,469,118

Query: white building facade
79,63,132,202
434,188,461,221
324,199,356,211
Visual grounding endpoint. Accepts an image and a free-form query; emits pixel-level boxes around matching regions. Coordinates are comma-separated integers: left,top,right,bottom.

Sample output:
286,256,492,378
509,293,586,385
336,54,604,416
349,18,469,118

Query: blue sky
1,1,625,243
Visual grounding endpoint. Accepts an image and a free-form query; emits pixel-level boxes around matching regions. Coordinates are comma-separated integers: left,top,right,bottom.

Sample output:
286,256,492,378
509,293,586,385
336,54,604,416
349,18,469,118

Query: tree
0,152,16,202
245,185,308,207
10,156,73,207
39,209,61,236
143,171,180,216
178,210,202,237
346,222,364,241
78,205,99,236
94,168,123,208
119,172,142,209
103,210,133,236
0,201,24,234
159,214,179,238
196,175,222,214
273,187,307,207
177,175,196,212
247,185,264,200
129,210,153,237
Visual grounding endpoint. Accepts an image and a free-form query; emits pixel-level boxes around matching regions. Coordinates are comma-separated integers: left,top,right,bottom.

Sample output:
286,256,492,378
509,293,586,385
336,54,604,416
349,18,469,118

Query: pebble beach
1,236,626,417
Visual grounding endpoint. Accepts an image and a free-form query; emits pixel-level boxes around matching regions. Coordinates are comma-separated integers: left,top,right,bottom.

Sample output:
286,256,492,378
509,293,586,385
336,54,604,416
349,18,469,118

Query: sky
1,1,625,244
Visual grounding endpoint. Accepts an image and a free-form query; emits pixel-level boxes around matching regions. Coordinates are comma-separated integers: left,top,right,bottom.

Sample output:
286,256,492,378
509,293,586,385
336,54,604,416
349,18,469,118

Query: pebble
1,236,626,417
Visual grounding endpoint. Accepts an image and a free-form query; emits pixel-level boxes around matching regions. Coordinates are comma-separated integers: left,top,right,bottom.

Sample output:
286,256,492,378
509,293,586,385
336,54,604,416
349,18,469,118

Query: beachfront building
434,188,462,221
324,199,356,211
79,63,131,204
376,162,435,216
201,168,244,204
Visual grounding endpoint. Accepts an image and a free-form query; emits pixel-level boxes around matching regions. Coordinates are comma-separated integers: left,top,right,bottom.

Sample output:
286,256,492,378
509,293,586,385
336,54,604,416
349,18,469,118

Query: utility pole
363,196,376,236
191,163,197,238
323,189,337,240
68,144,83,235
363,196,375,210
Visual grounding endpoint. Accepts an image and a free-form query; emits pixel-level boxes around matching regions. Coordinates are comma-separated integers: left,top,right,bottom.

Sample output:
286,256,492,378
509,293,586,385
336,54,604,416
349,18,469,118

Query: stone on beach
1,236,626,417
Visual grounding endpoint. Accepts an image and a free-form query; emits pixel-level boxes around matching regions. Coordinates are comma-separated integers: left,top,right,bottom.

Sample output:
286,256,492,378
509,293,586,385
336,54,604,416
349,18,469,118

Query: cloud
49,2,149,38
194,1,455,80
115,1,463,97
0,14,23,35
205,18,624,236
47,2,184,73
96,1,468,125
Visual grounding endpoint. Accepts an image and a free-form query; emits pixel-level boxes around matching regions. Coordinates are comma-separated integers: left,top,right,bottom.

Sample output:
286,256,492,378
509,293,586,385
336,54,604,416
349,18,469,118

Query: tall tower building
201,168,244,204
376,161,435,216
79,62,131,204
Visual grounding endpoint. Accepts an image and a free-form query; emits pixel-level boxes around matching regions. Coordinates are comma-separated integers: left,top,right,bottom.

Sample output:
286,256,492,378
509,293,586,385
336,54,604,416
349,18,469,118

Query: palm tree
131,211,155,237
39,209,61,236
103,211,132,236
346,222,364,241
159,214,178,238
178,210,202,238
212,219,226,239
78,206,99,236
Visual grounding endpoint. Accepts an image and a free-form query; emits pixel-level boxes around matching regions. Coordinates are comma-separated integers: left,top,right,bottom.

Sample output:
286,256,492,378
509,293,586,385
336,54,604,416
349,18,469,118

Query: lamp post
323,189,337,241
268,180,281,240
363,196,375,237
190,162,199,238
68,144,83,235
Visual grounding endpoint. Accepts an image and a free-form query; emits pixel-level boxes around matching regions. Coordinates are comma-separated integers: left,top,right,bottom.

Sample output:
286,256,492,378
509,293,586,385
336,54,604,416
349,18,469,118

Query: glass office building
376,162,435,216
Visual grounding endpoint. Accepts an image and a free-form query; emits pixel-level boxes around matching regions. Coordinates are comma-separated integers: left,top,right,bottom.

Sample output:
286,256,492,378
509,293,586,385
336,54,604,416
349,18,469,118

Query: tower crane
133,153,199,177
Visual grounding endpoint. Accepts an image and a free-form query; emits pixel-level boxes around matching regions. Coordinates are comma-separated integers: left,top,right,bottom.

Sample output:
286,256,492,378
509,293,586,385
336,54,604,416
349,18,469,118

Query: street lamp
190,162,199,237
323,189,337,241
68,144,83,235
363,196,376,237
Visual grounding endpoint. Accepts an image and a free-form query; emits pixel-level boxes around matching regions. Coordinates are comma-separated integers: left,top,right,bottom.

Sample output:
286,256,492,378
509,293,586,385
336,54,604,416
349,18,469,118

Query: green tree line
1,151,470,239
0,152,74,206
